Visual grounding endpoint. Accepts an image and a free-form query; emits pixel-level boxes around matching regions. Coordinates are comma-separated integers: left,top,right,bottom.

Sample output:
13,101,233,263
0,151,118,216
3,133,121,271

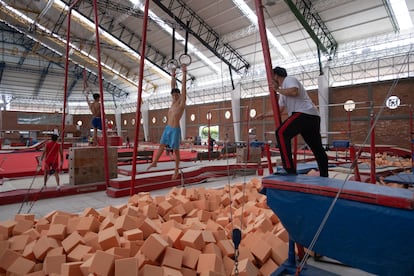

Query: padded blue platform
262,174,414,276
383,172,414,185
276,162,335,174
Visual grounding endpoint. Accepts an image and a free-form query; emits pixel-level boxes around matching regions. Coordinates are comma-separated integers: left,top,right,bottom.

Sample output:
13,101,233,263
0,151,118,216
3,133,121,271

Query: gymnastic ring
83,88,92,96
179,54,192,66
167,59,179,70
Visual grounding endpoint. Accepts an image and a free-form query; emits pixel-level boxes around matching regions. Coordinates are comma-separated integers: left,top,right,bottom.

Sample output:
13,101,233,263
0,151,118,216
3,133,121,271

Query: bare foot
147,162,157,171
171,168,179,180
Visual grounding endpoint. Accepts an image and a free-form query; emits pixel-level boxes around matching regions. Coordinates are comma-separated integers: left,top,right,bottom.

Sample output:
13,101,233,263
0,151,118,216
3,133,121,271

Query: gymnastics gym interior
0,0,413,275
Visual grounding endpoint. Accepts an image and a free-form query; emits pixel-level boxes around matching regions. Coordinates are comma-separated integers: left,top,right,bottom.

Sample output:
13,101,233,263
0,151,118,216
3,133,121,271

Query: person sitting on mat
148,64,187,179
41,134,63,190
86,93,102,146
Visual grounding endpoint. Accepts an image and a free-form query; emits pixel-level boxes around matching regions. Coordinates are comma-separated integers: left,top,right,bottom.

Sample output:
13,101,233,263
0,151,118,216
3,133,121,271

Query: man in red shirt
41,134,63,190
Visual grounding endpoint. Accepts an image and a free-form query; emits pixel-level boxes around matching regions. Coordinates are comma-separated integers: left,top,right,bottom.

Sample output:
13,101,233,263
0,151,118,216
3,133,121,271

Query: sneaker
56,186,61,191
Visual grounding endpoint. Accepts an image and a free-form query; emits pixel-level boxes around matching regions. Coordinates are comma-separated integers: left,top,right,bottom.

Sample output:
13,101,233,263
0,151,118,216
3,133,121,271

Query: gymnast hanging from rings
147,24,191,180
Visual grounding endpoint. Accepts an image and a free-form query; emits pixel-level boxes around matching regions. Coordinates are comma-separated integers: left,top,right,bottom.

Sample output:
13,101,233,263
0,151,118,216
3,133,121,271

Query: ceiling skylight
232,0,289,58
390,0,413,30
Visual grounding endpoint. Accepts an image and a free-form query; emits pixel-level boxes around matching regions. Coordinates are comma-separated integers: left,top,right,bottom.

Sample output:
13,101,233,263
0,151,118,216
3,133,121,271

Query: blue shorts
92,117,102,130
160,125,181,149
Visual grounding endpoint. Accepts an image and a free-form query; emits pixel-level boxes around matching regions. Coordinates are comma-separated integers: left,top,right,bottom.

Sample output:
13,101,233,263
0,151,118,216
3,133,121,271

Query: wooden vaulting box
69,147,118,185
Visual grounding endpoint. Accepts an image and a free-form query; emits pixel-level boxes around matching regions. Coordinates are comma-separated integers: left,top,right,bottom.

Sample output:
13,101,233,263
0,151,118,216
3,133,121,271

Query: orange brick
197,253,225,275
160,219,184,235
79,253,93,275
45,246,64,257
61,231,84,253
22,240,37,261
7,256,36,275
106,247,130,258
76,216,100,235
140,218,161,239
83,231,102,251
50,214,69,226
14,214,35,222
232,258,259,276
43,254,66,275
163,266,184,276
90,250,115,276
158,200,173,217
47,224,66,240
61,261,83,276
205,220,223,232
0,240,9,256
166,227,184,249
169,213,183,224
26,270,46,276
203,243,222,259
216,217,229,228
264,234,288,265
123,228,144,241
202,230,216,244
32,236,59,261
115,257,139,276
121,205,139,217
140,233,169,262
100,205,120,218
0,249,20,270
180,229,205,251
217,239,234,257
99,216,115,232
0,220,16,238
212,230,227,241
66,216,80,235
114,214,139,235
98,226,121,251
260,258,278,276
9,234,30,252
22,228,41,243
13,219,34,235
141,264,163,276
142,203,159,219
182,246,201,269
161,247,183,270
238,246,256,264
34,218,50,234
253,216,273,233
250,238,272,264
67,244,93,262
181,267,197,276
275,228,289,243
82,207,101,218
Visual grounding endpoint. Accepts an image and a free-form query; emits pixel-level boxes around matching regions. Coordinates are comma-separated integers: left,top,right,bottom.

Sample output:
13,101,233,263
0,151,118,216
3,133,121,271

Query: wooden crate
236,147,262,163
69,147,117,185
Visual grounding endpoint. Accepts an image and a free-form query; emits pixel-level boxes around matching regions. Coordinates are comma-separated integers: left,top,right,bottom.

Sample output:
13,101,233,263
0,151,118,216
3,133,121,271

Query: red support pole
265,143,274,174
254,0,281,128
370,113,376,184
130,0,150,196
61,8,72,168
208,112,211,161
92,0,109,187
410,106,413,173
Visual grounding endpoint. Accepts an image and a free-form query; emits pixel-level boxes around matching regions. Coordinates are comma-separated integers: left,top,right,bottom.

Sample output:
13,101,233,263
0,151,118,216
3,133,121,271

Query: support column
231,84,241,142
318,73,329,147
115,106,122,137
180,109,186,140
141,101,149,142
